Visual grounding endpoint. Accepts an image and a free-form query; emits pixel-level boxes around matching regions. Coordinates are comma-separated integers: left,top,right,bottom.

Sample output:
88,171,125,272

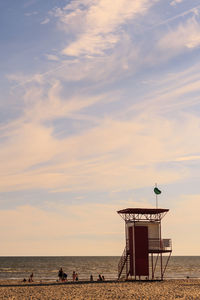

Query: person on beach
72,271,76,281
63,273,68,281
75,273,78,281
28,273,33,282
90,274,93,281
102,275,105,281
58,268,64,281
98,274,102,281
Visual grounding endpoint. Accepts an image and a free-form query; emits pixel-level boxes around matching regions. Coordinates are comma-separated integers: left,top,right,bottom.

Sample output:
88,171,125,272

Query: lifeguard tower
117,208,172,280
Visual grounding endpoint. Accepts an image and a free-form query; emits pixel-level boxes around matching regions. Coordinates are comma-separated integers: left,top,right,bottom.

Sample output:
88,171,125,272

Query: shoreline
0,276,200,284
0,279,200,299
0,277,200,288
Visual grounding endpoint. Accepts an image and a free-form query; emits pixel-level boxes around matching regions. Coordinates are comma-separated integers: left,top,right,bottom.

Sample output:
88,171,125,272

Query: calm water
0,256,200,281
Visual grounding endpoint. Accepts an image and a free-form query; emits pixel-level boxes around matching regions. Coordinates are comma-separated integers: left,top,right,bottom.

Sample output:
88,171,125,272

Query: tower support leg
160,253,163,280
151,254,154,280
162,252,172,279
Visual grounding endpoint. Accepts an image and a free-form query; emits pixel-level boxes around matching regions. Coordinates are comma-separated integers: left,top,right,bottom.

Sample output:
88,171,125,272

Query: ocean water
0,256,200,281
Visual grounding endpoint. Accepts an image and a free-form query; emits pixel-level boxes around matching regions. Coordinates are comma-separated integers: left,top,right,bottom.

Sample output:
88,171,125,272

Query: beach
0,279,200,299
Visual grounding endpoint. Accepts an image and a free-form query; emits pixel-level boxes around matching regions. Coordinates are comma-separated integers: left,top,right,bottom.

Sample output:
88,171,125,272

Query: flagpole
154,184,161,208
155,183,158,208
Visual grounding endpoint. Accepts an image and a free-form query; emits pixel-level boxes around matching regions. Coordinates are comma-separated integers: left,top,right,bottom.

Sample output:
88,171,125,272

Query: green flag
154,187,161,195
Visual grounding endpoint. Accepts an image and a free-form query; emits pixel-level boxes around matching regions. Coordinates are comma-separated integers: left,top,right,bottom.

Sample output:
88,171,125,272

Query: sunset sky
1,0,200,256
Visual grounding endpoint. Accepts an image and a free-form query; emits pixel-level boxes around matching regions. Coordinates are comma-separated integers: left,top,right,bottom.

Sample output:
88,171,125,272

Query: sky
0,0,200,256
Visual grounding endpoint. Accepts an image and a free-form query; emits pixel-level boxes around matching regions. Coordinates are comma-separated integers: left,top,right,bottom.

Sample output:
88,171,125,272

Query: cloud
5,48,200,194
132,75,200,116
151,5,200,29
59,36,139,83
23,0,40,8
175,155,200,162
0,200,150,255
22,80,104,122
46,54,59,61
24,11,38,16
170,0,183,7
158,17,200,52
133,8,200,71
1,98,200,193
40,18,50,25
54,0,156,56
7,72,45,88
17,3,200,88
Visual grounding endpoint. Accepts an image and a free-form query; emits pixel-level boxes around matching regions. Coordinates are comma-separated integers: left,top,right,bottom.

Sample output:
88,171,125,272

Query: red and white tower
117,208,172,280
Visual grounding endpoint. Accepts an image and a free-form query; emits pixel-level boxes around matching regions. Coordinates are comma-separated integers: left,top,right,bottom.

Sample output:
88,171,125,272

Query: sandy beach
0,279,200,299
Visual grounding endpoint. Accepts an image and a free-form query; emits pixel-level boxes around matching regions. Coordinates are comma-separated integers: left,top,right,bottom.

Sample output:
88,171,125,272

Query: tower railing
149,238,172,251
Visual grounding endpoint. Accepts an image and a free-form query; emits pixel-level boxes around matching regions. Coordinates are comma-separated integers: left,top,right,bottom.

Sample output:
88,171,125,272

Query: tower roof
117,208,169,214
117,208,169,221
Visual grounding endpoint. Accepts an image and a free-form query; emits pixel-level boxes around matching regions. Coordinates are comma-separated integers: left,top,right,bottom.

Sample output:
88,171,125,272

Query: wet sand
0,279,200,299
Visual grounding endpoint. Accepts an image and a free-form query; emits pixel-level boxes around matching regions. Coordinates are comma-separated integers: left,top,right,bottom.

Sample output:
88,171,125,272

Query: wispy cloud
23,0,40,8
158,17,200,52
13,2,200,90
24,11,38,17
7,73,45,87
53,0,156,56
40,18,50,25
46,54,59,61
1,101,198,193
150,5,200,29
175,155,200,162
170,0,183,7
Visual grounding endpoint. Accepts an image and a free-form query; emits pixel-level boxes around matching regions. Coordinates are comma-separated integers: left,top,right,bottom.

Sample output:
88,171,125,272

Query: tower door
134,226,149,276
128,226,134,276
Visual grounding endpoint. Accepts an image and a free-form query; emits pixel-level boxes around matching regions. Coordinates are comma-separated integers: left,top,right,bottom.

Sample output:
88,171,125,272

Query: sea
0,256,200,281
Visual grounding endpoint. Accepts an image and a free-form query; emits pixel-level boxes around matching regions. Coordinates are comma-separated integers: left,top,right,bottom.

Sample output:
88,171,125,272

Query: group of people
58,268,105,282
97,274,105,281
22,269,105,283
58,268,68,282
23,270,105,283
58,268,78,282
90,274,105,282
22,273,33,283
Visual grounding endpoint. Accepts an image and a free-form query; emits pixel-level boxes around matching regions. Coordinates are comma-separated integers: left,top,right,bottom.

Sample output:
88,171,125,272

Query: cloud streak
56,0,156,56
158,17,200,52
